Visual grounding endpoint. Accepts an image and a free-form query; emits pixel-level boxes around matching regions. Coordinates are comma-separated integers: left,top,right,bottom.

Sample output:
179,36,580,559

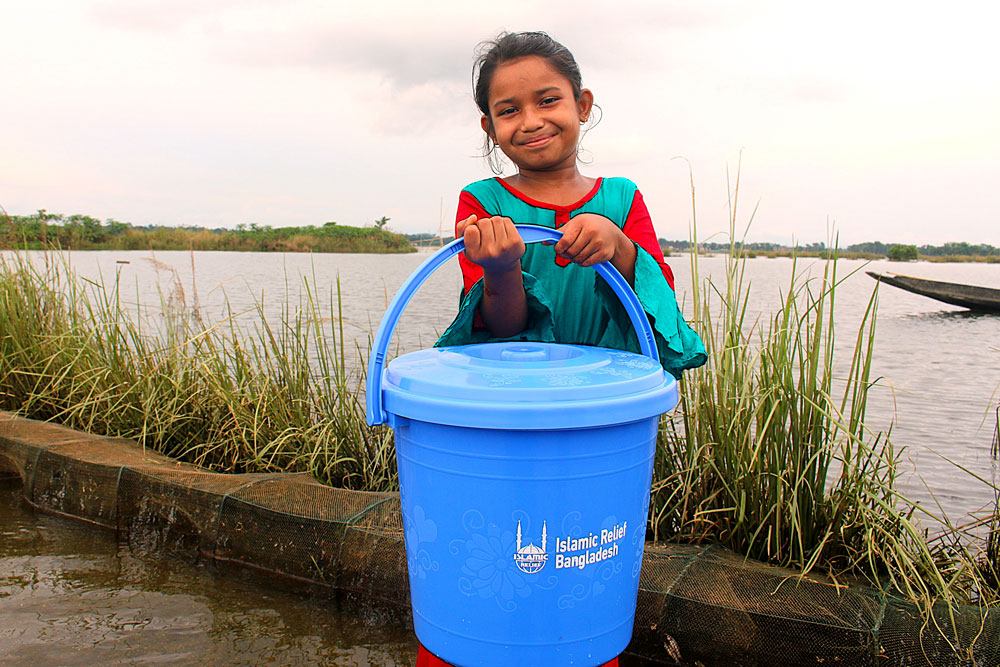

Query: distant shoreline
659,240,1000,264
2,212,416,254
3,211,996,261
678,249,1000,264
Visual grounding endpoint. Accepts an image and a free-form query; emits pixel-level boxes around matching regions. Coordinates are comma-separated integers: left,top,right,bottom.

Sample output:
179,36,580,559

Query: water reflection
0,482,416,666
901,309,1000,322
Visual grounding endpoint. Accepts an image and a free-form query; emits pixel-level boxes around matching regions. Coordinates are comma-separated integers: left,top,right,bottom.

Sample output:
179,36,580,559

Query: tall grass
0,234,997,608
990,408,1000,583
0,250,395,491
650,166,998,607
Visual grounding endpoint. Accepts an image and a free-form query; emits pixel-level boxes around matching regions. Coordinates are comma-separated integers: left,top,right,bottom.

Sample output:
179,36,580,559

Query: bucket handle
366,224,658,425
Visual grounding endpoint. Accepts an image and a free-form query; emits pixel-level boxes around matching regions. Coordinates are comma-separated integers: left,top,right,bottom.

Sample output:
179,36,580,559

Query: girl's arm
456,212,528,338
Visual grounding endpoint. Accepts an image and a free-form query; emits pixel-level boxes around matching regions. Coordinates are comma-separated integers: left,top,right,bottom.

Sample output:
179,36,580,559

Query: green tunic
435,177,706,379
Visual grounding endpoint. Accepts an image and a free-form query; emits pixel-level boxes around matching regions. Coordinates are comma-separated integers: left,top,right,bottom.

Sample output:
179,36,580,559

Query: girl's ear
480,114,495,140
577,89,595,123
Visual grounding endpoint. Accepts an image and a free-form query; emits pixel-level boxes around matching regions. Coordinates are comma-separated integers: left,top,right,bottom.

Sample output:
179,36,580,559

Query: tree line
1,211,416,254
659,238,999,261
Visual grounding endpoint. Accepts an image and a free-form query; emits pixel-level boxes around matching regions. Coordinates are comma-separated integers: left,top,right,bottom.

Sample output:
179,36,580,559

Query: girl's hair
473,31,584,173
473,31,583,119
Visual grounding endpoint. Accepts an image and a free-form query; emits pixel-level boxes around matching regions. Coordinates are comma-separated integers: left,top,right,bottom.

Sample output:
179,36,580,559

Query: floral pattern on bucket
450,509,558,612
402,499,440,581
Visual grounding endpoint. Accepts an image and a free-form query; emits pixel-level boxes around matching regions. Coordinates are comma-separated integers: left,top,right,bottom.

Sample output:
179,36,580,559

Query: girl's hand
457,214,528,337
458,214,525,275
554,214,636,282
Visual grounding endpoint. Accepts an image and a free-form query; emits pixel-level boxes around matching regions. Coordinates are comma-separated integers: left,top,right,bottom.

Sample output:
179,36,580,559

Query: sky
2,0,998,246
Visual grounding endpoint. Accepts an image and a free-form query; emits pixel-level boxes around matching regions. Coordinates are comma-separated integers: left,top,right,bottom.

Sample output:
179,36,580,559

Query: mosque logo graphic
512,520,548,574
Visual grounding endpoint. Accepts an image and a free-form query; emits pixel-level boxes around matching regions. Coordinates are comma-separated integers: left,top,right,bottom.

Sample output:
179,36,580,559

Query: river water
0,480,416,666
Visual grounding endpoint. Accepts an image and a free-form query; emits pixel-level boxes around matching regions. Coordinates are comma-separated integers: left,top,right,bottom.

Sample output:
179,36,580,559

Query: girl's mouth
520,133,555,149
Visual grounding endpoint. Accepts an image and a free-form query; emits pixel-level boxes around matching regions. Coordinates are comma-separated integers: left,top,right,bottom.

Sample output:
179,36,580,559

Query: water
1,248,997,661
0,480,416,666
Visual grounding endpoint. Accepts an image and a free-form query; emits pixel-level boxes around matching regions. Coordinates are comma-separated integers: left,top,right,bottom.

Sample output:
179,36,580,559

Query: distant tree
887,244,918,261
374,216,390,230
105,219,131,237
847,241,890,255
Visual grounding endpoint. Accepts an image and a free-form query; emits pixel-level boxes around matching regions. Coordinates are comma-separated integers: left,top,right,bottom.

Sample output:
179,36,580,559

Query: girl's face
482,55,594,174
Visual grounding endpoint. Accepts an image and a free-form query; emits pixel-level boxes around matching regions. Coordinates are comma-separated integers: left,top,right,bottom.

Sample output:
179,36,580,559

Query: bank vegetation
2,210,415,254
0,201,997,615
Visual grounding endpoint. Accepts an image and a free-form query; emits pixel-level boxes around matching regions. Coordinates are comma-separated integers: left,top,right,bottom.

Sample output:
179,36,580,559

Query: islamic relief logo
512,520,548,574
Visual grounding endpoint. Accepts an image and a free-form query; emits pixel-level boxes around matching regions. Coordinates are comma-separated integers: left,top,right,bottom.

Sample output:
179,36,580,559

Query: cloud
88,0,745,88
88,0,250,32
217,24,472,89
359,78,472,136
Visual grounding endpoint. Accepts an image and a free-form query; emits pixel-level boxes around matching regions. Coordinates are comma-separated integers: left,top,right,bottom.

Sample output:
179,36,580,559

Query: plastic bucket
367,225,678,666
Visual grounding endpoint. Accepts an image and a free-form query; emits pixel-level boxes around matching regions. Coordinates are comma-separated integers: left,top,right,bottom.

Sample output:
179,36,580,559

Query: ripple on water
0,485,416,666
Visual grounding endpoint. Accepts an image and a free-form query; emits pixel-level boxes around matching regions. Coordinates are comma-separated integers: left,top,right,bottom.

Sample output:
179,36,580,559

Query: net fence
1,411,996,666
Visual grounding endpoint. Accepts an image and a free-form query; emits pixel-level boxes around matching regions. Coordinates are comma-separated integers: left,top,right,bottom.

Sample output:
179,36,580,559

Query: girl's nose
519,108,544,131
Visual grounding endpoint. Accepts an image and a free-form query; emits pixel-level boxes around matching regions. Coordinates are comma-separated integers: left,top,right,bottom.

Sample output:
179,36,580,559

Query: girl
436,31,706,379
419,31,706,667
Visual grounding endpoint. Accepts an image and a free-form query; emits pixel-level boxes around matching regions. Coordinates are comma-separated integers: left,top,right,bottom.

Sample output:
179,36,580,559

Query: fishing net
1,411,996,667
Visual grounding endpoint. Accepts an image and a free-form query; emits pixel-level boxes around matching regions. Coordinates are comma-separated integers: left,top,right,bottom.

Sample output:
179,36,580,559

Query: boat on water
866,271,1000,313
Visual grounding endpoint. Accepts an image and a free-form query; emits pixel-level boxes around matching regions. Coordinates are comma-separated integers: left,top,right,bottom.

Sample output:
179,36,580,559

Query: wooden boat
866,271,1000,313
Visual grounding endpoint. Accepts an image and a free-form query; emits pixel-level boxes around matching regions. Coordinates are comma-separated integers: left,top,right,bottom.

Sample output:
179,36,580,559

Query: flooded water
0,480,416,666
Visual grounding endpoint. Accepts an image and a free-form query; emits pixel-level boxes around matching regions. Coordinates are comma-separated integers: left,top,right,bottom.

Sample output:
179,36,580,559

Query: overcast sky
2,0,998,245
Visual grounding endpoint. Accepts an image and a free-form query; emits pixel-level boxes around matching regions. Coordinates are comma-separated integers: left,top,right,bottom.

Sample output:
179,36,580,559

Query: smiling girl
418,31,705,667
436,31,706,381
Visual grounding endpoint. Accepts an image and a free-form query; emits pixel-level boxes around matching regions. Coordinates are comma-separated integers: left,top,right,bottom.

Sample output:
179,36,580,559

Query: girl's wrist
483,261,523,294
611,236,637,284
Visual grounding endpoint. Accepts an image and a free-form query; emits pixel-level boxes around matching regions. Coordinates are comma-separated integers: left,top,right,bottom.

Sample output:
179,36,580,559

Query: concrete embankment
1,411,996,666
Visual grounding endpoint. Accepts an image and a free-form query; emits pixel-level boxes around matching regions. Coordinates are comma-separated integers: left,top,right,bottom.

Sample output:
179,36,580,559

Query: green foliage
887,244,919,261
919,241,1000,257
991,410,1000,583
1,212,415,254
854,240,999,260
847,241,891,255
0,252,396,491
651,168,999,608
657,238,999,262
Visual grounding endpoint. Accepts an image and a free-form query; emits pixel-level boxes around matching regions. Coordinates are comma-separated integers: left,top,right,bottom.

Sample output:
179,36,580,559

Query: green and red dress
436,176,706,378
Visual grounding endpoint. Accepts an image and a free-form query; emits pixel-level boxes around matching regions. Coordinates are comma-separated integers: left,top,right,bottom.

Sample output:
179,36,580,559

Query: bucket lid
382,342,678,430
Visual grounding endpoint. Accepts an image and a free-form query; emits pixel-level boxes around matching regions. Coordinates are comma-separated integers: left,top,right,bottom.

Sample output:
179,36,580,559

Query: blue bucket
367,226,678,667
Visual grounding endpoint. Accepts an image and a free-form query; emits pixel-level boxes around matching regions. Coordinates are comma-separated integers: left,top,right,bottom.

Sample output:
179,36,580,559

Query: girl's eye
497,107,517,117
540,96,560,106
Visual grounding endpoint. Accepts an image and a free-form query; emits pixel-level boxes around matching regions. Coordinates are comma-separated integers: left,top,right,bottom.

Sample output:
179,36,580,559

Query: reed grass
984,406,1000,590
0,250,396,491
650,165,999,608
0,230,997,609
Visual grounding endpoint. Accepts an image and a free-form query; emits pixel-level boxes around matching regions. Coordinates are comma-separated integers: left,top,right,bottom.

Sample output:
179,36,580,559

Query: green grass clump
649,168,998,607
0,223,997,610
990,412,1000,585
0,251,395,491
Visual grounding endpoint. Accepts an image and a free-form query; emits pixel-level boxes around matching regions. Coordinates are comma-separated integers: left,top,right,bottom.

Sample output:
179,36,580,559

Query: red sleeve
622,190,675,290
456,190,488,295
